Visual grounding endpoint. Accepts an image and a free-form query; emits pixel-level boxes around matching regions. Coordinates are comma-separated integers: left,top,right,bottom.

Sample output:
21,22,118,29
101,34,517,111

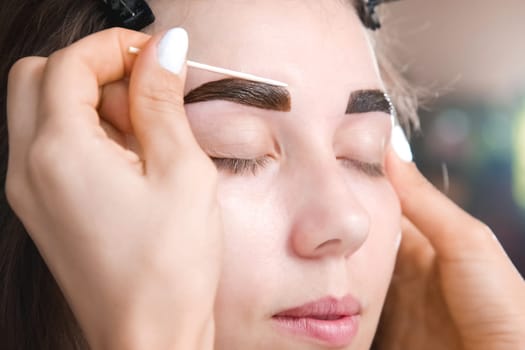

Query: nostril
316,239,342,251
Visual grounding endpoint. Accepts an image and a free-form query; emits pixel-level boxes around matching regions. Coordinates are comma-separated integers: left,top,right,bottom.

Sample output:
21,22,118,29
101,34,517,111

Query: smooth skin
377,150,525,350
6,29,221,350
155,3,401,349
5,23,525,350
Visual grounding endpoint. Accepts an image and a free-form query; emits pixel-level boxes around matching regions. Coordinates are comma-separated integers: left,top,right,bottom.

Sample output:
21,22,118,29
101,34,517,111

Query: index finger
385,147,506,262
39,28,150,127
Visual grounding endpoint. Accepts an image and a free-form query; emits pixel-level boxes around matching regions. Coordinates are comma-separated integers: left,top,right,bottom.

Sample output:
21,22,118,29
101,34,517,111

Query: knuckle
7,58,45,129
104,27,134,50
8,57,36,83
470,221,496,241
7,57,46,93
27,135,63,180
456,219,499,253
5,170,25,213
472,221,493,236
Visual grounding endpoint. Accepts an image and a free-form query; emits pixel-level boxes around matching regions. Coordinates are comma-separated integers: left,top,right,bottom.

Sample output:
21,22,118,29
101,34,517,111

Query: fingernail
157,27,188,75
391,125,413,162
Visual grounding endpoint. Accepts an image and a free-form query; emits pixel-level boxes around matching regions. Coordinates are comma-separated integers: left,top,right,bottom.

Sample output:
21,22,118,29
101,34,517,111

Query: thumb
128,27,201,177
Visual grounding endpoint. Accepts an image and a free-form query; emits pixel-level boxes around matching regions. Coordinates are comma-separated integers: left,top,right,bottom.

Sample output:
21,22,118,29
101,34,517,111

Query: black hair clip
101,0,155,31
358,0,400,30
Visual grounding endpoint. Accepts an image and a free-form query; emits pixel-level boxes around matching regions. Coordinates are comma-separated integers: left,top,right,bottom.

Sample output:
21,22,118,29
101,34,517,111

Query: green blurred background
383,0,525,275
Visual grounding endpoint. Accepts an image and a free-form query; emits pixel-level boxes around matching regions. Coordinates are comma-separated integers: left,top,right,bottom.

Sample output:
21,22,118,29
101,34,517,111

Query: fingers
128,28,207,178
386,146,504,262
398,217,435,266
99,80,133,134
388,151,525,339
6,56,46,158
39,28,150,132
27,29,151,193
5,56,47,211
9,27,212,191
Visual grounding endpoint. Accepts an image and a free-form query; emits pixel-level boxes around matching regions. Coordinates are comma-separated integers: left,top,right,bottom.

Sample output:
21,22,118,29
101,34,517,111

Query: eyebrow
346,89,392,115
184,78,291,112
184,81,391,116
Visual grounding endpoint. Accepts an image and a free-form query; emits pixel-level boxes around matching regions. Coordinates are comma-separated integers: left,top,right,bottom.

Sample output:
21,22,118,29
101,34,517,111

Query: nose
288,163,370,259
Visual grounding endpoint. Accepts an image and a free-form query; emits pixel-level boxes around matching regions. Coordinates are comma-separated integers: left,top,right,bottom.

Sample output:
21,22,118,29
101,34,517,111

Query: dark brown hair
0,1,110,348
0,1,418,349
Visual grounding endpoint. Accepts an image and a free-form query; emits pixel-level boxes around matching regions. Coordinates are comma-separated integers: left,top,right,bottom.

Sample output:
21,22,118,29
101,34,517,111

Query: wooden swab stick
128,46,288,87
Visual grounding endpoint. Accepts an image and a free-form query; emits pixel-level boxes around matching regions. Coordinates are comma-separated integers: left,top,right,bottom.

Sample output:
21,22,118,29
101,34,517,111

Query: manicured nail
391,125,413,162
157,27,188,75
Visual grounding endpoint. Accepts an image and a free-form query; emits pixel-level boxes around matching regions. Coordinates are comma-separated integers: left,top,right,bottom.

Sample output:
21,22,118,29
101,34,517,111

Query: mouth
272,295,361,348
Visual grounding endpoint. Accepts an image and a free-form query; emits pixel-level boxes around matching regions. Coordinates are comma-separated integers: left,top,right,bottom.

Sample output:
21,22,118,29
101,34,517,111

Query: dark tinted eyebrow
184,78,291,112
346,89,392,115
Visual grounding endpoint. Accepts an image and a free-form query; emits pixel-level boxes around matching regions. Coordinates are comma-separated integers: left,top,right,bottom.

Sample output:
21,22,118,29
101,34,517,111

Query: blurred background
381,0,525,275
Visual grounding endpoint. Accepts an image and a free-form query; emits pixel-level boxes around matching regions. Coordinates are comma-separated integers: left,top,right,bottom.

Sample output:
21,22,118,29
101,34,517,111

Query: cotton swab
128,46,288,87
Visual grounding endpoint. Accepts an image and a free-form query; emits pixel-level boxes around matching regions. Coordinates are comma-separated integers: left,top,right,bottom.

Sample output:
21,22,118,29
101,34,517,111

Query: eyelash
339,158,385,177
210,156,272,176
210,156,384,177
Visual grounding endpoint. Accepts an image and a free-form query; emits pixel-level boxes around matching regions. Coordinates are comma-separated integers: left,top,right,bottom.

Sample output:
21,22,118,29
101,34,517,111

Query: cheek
349,179,401,315
212,171,401,341
361,181,401,254
213,175,287,320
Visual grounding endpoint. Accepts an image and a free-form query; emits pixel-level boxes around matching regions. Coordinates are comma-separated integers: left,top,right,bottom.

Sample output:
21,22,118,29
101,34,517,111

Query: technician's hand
375,143,525,350
6,28,221,350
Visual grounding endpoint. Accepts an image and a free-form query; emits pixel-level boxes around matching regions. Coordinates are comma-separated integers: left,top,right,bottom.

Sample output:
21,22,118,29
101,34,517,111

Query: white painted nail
391,125,413,162
157,27,188,75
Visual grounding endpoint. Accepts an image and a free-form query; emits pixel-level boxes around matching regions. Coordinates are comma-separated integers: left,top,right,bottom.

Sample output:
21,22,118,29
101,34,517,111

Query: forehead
148,0,382,96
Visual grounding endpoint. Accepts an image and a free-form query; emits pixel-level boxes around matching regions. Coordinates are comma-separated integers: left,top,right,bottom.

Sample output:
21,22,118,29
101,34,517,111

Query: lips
272,295,361,348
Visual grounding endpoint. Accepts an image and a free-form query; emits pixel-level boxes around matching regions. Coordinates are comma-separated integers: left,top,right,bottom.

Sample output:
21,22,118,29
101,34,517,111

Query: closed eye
339,158,385,177
210,156,384,177
210,156,272,176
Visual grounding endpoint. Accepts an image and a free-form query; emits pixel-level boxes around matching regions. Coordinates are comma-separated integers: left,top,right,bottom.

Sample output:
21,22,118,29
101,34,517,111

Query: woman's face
148,1,401,349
